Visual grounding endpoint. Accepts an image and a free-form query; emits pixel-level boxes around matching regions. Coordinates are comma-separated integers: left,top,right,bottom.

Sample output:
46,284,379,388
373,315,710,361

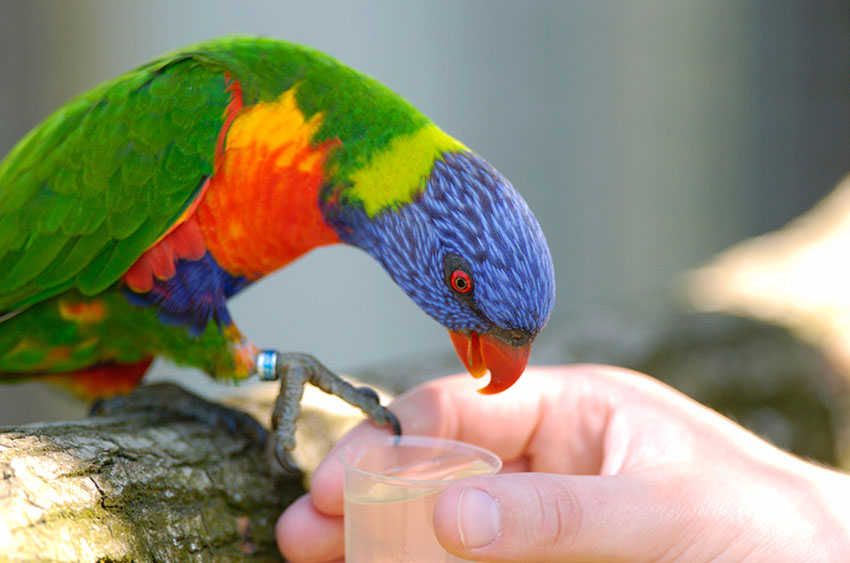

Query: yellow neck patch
347,124,467,217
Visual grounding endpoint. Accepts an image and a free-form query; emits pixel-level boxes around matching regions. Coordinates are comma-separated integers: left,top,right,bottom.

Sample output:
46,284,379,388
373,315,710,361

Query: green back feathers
0,56,230,311
184,37,436,180
191,37,462,214
0,36,458,313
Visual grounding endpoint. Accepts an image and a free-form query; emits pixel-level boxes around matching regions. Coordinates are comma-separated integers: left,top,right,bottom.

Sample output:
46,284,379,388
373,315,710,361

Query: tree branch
0,380,378,562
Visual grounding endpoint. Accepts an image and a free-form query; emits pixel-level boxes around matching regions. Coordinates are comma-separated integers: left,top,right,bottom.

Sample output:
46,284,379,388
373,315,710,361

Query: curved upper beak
448,328,533,394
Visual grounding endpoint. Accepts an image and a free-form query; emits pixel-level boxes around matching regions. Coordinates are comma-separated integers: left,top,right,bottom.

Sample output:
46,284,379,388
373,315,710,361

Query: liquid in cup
340,435,502,563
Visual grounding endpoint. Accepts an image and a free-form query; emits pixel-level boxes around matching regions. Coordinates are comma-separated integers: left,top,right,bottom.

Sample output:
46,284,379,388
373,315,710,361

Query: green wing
0,35,437,315
0,52,232,312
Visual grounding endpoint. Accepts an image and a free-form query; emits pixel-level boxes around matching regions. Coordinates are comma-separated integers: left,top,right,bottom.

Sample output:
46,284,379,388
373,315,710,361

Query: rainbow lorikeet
0,36,555,460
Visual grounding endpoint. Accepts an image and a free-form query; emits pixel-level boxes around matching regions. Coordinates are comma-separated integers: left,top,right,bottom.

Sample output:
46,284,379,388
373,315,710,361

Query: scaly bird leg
256,350,402,471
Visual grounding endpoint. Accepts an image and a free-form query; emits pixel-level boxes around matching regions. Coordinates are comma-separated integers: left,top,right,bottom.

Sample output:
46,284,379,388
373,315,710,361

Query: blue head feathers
327,150,556,340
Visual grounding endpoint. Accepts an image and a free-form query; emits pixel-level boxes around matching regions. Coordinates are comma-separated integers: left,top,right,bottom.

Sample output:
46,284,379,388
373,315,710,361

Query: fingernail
457,487,500,548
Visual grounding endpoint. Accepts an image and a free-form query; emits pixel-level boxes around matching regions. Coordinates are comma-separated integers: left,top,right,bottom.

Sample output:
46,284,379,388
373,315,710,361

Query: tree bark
0,384,307,562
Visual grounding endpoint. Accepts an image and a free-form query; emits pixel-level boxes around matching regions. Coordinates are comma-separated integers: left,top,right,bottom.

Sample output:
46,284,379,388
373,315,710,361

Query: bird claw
369,400,402,437
356,384,380,403
273,440,301,474
260,350,402,472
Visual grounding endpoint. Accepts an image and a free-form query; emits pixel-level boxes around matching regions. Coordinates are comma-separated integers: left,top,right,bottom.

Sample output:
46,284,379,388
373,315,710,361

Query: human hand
276,365,850,562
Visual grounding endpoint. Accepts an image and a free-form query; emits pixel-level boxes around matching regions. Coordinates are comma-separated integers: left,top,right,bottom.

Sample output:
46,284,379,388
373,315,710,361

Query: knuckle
523,475,583,550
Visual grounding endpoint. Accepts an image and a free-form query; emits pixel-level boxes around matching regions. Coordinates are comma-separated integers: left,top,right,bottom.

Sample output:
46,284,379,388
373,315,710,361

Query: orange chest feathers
124,85,341,294
195,86,341,280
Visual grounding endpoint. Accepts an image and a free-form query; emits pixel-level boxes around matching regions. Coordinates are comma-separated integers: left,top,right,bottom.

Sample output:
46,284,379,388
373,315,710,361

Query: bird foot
89,382,268,448
256,350,402,472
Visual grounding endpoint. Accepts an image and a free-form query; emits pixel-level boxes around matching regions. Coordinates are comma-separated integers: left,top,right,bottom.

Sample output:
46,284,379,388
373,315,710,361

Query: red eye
450,270,472,294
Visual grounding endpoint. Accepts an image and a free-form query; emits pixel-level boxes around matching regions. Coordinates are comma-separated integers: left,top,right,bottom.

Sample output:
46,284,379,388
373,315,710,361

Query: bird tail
1,359,153,401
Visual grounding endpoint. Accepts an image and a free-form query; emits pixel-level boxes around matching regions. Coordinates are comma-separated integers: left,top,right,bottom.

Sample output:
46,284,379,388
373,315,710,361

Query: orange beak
448,329,532,394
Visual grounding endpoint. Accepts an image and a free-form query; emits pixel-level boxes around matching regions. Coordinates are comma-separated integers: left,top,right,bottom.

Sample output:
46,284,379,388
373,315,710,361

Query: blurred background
1,1,848,439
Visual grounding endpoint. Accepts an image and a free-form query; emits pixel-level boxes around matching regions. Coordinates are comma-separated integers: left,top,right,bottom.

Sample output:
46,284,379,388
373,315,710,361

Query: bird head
323,138,555,393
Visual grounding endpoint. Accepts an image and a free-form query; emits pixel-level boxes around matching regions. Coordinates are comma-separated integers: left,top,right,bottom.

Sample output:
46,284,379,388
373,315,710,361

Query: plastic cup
340,434,502,563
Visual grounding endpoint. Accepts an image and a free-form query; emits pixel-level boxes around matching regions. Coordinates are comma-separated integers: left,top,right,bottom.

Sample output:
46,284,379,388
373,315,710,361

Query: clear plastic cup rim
338,434,502,486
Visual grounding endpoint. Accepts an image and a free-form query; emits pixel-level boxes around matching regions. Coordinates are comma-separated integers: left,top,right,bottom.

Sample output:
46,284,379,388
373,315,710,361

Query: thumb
432,472,692,562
